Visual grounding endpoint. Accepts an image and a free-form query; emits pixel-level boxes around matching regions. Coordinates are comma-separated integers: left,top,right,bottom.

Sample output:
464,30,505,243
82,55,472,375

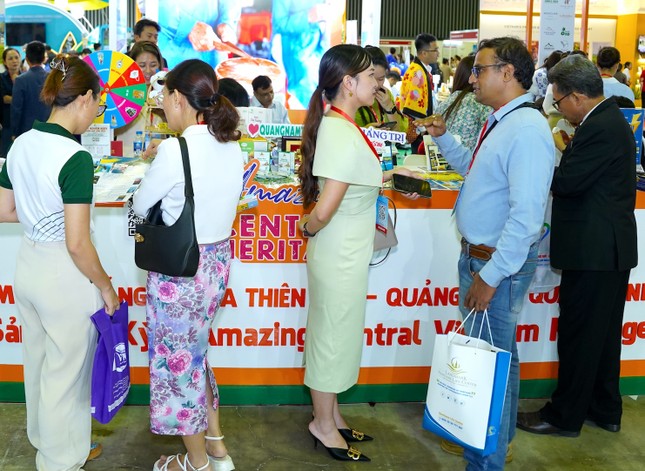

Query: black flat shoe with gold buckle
338,428,374,442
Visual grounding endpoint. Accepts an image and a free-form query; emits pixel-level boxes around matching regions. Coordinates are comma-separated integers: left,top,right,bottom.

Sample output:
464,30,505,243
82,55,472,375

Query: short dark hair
415,33,437,52
548,54,603,98
219,78,250,107
251,75,272,92
81,48,92,55
597,47,620,69
386,71,401,82
477,37,534,89
25,41,46,65
364,45,388,69
134,18,160,37
93,42,101,51
389,47,396,54
625,61,632,68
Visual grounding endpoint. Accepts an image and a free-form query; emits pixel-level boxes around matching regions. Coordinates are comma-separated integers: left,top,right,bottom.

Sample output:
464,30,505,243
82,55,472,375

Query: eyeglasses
96,104,107,117
552,92,572,111
471,62,508,78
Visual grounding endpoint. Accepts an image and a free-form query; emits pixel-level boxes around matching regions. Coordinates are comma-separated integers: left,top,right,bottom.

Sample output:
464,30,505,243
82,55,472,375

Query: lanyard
329,105,380,161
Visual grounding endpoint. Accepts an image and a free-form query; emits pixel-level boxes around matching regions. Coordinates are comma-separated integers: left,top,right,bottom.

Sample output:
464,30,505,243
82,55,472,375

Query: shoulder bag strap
177,136,194,199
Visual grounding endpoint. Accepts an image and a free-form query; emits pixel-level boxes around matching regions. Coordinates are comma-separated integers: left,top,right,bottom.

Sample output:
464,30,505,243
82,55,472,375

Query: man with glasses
517,55,637,439
417,36,554,470
397,33,439,148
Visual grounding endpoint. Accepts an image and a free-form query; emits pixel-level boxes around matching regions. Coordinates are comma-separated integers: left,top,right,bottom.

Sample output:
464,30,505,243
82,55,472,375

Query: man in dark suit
517,54,638,436
11,41,50,139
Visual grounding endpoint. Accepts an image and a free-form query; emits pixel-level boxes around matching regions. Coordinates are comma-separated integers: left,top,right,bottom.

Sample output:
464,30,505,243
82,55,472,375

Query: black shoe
338,428,374,442
586,417,621,433
516,411,580,437
310,432,371,462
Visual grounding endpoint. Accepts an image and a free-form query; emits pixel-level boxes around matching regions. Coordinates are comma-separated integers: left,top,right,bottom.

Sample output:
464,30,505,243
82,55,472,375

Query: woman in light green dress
297,44,417,463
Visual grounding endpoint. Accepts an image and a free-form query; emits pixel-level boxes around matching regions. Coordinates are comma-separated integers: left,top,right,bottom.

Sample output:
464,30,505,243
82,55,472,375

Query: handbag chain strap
177,136,195,199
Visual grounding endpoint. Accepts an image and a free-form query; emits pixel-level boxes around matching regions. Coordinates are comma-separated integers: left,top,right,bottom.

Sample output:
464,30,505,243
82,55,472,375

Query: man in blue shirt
419,37,555,470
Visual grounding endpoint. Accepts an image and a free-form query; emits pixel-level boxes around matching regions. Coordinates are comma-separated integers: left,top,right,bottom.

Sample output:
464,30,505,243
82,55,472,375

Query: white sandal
153,453,211,471
205,435,235,471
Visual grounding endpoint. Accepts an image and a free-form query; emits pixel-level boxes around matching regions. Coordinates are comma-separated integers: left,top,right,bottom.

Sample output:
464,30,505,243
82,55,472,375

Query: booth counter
1,169,645,405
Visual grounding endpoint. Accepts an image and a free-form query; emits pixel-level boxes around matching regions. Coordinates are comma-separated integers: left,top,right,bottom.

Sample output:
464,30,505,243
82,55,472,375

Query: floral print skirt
146,240,231,436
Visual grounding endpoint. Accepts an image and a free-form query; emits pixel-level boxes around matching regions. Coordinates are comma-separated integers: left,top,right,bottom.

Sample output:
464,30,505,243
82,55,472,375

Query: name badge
376,195,388,234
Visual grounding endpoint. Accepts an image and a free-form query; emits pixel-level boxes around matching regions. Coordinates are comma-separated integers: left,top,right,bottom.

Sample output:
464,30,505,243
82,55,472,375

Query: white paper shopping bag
422,311,511,456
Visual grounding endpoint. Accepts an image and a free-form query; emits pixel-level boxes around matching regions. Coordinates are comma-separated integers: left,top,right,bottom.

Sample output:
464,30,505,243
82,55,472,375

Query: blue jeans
459,243,538,471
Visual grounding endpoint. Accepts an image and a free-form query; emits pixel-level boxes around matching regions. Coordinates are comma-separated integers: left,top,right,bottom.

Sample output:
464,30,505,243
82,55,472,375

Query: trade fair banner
360,0,381,47
537,0,576,66
2,169,645,404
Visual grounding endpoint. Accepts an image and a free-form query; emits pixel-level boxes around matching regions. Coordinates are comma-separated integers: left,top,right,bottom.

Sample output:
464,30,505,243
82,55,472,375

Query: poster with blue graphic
621,108,644,170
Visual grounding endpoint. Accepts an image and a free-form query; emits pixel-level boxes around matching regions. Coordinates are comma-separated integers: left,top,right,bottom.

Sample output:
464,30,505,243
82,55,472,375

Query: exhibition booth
1,0,645,406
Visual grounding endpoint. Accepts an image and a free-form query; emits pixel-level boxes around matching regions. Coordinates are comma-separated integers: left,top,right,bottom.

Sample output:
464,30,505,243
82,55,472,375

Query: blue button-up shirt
435,93,555,287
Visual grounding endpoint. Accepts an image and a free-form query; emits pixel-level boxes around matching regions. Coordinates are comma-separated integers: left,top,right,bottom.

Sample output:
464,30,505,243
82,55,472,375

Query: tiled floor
1,397,644,470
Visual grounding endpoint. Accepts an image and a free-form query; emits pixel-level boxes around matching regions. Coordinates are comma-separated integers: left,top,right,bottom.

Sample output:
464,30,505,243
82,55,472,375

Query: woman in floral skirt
132,59,244,471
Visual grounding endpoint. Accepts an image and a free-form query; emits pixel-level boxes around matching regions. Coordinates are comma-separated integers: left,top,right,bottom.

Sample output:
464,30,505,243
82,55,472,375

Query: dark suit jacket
551,98,638,271
11,66,50,138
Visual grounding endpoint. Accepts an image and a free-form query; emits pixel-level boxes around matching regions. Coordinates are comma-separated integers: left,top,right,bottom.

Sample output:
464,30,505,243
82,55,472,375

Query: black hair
442,55,476,123
128,41,162,64
2,47,19,63
134,18,160,37
477,37,534,90
165,59,240,142
25,41,46,65
415,33,437,52
386,71,401,82
597,47,620,69
219,78,250,107
364,45,388,70
251,75,272,92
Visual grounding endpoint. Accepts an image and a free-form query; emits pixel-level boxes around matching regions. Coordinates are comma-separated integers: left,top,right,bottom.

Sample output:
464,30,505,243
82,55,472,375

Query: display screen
639,35,645,54
6,23,46,46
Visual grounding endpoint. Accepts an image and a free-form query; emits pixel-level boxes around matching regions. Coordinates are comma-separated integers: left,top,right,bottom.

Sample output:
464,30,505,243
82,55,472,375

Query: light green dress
304,116,383,394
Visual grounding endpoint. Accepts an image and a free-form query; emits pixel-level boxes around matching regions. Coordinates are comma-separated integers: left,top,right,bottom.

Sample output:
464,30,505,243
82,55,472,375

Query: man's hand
413,114,446,137
464,272,496,312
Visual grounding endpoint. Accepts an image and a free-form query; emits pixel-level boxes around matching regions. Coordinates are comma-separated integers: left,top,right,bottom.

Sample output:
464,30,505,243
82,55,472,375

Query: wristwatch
385,106,397,114
302,221,316,237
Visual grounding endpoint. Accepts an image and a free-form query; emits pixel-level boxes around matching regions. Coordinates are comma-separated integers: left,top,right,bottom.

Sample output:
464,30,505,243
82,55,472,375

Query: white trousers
14,237,103,471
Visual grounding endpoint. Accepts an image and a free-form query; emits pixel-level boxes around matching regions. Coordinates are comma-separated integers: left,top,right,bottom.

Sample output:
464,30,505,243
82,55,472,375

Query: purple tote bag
90,301,130,424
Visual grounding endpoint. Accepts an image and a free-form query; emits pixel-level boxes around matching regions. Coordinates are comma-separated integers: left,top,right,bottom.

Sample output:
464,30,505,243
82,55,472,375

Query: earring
349,92,353,97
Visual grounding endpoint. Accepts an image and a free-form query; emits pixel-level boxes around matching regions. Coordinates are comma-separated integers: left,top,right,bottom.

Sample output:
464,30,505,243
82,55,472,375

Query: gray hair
547,55,603,98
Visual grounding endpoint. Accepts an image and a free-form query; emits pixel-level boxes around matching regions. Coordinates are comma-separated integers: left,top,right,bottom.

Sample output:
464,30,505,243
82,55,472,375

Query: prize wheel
83,51,147,128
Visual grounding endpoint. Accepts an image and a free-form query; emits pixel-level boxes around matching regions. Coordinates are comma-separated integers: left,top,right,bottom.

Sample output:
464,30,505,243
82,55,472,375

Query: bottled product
133,131,143,157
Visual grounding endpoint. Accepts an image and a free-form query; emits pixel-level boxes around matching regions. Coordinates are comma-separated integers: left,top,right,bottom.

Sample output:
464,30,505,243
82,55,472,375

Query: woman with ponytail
0,55,119,470
297,44,417,463
132,59,243,471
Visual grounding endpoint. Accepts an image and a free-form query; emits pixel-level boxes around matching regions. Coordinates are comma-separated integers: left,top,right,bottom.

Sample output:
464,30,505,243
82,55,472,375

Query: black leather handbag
134,136,200,277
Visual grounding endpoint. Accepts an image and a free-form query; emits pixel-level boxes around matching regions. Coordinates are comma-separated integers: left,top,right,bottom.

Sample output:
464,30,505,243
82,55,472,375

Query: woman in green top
355,46,408,133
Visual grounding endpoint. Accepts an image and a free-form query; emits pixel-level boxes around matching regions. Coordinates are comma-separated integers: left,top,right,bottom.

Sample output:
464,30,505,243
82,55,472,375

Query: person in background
0,47,22,157
418,36,555,471
250,75,290,123
132,59,243,471
133,18,169,69
596,47,634,101
386,70,402,102
623,61,632,86
614,63,628,85
93,42,102,52
0,54,119,471
80,48,93,59
297,44,418,464
398,33,439,149
219,78,250,107
434,55,492,152
386,47,397,65
116,41,163,154
354,46,407,133
517,54,637,439
529,50,564,100
439,57,452,85
11,41,50,139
